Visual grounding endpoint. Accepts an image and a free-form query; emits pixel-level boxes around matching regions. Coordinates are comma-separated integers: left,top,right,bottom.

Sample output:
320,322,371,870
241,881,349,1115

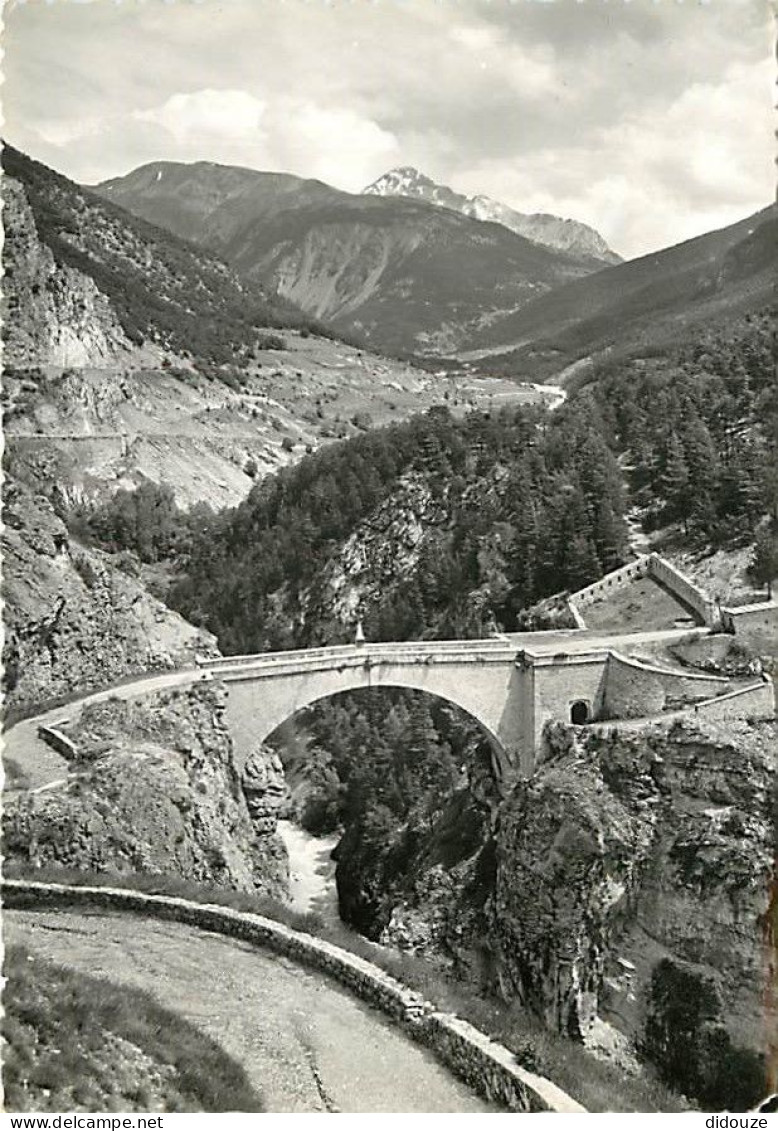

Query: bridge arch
265,681,512,781
216,646,531,779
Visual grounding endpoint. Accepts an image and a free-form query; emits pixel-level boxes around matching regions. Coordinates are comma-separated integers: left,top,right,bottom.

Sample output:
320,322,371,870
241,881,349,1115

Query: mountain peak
363,167,620,263
363,166,437,196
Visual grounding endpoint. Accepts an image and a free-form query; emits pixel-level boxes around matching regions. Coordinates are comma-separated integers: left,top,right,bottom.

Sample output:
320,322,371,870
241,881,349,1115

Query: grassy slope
2,943,264,1112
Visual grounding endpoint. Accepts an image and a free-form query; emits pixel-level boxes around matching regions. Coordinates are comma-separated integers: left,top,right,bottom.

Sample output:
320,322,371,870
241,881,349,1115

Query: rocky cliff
2,478,216,716
3,178,133,369
3,684,289,898
492,717,775,1067
340,715,776,1102
302,472,448,633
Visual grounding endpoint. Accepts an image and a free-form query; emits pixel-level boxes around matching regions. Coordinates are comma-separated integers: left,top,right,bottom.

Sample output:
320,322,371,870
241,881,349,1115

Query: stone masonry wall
569,556,652,610
588,680,775,735
721,601,778,635
602,654,731,719
647,555,718,626
570,554,718,627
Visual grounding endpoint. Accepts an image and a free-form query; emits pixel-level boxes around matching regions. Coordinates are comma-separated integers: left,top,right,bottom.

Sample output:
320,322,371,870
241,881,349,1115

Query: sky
2,0,774,258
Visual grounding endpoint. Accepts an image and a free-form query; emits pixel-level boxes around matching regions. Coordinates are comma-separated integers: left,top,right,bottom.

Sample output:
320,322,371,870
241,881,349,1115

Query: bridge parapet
199,638,514,671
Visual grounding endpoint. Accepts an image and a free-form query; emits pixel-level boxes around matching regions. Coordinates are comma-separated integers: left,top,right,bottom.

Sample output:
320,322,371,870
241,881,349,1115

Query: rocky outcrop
2,178,132,369
338,713,775,1099
3,684,289,898
491,718,776,1071
241,744,291,881
363,166,620,264
336,739,500,964
2,478,217,715
302,473,447,632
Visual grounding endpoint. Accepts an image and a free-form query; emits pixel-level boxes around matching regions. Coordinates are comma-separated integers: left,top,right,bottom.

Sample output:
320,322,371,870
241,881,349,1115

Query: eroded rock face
242,745,291,835
302,472,447,633
3,684,289,898
490,718,777,1063
3,178,131,369
345,714,775,1086
2,479,217,715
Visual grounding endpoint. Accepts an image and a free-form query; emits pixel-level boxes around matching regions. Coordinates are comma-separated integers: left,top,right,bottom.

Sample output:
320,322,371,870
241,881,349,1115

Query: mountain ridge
462,202,776,381
363,165,621,264
94,158,612,357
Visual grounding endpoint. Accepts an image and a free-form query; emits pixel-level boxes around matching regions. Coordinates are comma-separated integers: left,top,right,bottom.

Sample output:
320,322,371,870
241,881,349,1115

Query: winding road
6,908,494,1113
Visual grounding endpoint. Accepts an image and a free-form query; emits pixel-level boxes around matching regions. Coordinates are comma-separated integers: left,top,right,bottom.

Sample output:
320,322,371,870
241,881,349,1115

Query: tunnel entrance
570,699,590,725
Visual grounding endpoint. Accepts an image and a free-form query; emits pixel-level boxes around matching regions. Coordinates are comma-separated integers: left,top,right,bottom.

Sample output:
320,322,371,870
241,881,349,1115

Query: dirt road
5,909,494,1113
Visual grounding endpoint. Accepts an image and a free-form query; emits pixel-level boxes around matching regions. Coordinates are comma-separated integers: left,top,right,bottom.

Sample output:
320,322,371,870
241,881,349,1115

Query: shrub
351,411,373,431
73,554,99,589
641,958,766,1111
257,333,286,351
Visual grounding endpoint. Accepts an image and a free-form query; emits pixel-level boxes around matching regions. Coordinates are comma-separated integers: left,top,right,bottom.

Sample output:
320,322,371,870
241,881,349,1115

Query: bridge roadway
4,625,708,793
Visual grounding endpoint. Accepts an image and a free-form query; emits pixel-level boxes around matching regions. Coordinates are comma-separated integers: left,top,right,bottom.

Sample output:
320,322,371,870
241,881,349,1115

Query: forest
583,311,776,546
164,398,629,651
74,310,776,652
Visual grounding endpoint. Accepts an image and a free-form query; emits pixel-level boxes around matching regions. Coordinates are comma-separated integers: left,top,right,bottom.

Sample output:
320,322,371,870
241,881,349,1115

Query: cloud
133,89,268,152
449,25,501,53
2,0,772,256
452,51,773,257
279,103,399,190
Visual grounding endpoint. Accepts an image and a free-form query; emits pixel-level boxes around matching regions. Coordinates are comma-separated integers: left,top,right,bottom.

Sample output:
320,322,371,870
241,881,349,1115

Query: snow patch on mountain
364,167,621,264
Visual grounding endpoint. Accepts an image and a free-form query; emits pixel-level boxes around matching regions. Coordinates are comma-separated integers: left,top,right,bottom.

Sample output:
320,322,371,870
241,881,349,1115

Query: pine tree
661,434,692,533
748,527,778,599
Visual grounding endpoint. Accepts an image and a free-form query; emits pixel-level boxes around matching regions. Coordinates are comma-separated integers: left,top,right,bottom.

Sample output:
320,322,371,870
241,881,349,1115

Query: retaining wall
1,880,585,1114
602,653,731,719
36,723,77,760
586,678,774,734
721,600,778,635
646,554,718,627
569,554,718,628
568,555,652,611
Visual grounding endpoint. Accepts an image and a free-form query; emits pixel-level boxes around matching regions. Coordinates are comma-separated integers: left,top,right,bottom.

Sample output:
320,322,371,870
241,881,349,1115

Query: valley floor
5,909,494,1114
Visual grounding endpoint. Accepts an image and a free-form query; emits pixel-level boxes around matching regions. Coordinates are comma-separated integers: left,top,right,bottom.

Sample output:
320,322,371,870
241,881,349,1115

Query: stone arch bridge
197,627,774,782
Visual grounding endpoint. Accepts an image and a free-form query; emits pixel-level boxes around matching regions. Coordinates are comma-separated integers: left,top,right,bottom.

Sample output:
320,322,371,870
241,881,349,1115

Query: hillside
1,475,215,721
2,145,310,367
166,400,628,652
363,166,621,264
584,311,775,555
463,205,776,381
95,160,609,357
4,145,546,509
